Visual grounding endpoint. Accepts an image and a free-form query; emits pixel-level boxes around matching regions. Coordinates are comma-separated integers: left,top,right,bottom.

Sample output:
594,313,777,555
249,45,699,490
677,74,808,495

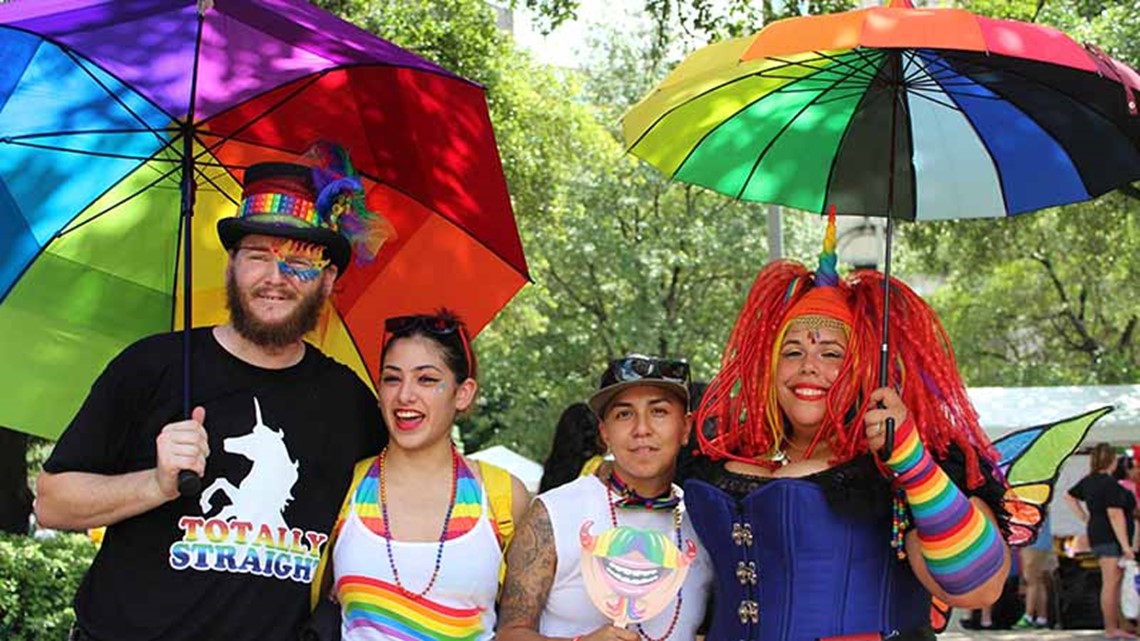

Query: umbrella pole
176,9,207,498
878,51,902,458
878,215,894,390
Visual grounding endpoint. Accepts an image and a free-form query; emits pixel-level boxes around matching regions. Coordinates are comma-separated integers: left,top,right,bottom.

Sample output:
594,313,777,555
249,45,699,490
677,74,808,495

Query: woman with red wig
685,211,1010,641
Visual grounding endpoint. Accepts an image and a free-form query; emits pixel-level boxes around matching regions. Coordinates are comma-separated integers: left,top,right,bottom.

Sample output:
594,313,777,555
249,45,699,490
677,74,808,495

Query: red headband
779,284,854,330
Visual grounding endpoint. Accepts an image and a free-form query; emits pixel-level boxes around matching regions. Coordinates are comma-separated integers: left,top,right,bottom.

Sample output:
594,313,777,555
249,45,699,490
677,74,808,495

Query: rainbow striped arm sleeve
886,418,1005,596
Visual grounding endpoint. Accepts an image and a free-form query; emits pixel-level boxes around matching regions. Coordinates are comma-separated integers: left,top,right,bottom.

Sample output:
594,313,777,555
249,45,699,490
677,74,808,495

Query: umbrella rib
642,50,879,196
61,47,174,148
2,127,181,141
341,65,389,184
904,52,1022,106
905,50,1012,214
0,137,231,166
625,52,864,153
195,132,300,164
903,87,965,112
812,87,876,106
194,71,331,162
806,48,885,81
736,55,882,201
764,49,882,85
920,47,1140,204
55,160,184,239
193,163,240,206
818,53,910,217
0,137,192,163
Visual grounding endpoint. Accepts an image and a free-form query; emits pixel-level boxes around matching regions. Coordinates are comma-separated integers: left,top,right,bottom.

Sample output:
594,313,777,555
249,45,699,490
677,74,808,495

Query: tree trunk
0,426,32,535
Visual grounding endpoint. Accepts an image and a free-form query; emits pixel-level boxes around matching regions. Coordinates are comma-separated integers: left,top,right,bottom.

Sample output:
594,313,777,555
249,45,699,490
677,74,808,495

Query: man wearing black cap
498,355,712,641
35,146,393,641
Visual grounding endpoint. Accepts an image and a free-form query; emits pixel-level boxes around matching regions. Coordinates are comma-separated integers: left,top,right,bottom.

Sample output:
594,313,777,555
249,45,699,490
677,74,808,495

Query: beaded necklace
605,472,684,641
378,446,459,599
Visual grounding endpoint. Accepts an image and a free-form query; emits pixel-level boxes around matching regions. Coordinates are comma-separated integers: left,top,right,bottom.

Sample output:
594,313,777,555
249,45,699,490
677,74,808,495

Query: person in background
539,402,604,493
1115,454,1140,536
1014,514,1056,629
1066,443,1137,639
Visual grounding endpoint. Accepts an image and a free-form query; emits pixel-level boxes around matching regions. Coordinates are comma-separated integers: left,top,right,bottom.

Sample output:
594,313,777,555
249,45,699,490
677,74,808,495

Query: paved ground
941,615,1108,641
940,630,1105,641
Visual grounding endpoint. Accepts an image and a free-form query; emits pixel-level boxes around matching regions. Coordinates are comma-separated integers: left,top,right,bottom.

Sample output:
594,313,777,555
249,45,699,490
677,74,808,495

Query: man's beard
226,271,328,348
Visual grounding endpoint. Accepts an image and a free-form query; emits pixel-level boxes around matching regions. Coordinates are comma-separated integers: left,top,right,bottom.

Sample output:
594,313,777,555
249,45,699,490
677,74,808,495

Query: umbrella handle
882,416,895,460
178,469,202,497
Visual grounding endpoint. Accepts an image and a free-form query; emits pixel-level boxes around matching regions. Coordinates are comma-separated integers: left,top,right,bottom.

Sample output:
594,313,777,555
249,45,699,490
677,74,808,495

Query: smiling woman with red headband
310,310,529,641
684,211,1011,641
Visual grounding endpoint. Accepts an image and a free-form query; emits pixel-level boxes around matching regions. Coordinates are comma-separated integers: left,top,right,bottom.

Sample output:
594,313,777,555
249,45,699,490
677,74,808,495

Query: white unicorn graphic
199,397,300,531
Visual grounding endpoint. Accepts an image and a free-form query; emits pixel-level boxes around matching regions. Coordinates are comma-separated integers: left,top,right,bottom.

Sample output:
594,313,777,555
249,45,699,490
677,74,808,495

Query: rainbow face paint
270,239,330,281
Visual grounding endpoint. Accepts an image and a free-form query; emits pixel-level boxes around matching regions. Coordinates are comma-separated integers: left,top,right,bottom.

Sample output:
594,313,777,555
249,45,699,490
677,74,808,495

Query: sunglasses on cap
382,314,474,380
606,355,690,386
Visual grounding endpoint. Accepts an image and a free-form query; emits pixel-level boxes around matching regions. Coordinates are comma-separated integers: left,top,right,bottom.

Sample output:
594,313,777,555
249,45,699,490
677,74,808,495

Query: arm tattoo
498,500,557,630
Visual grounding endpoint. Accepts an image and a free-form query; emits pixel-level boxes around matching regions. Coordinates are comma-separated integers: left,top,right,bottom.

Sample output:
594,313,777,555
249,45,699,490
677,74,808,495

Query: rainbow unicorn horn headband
780,205,853,330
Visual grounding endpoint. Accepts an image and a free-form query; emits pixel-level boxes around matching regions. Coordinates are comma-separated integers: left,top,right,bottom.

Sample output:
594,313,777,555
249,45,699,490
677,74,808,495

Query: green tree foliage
318,1,801,458
0,533,97,640
897,0,1140,387
901,197,1140,387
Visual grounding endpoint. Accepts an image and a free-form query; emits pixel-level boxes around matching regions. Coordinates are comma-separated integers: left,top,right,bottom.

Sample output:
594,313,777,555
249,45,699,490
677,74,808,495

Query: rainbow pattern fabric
238,192,320,226
887,418,1005,596
339,456,483,541
338,575,485,640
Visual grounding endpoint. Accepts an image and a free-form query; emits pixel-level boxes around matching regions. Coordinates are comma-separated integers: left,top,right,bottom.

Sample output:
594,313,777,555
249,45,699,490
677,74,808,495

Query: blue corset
684,477,930,641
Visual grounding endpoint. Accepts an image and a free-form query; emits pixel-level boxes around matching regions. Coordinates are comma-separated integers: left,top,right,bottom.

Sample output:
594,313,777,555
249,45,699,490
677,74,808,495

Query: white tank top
537,475,712,639
333,471,501,641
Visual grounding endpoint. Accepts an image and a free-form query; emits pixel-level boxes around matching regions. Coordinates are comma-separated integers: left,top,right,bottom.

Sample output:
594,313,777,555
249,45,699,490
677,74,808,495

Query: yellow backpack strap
477,460,516,590
311,456,373,610
477,460,515,549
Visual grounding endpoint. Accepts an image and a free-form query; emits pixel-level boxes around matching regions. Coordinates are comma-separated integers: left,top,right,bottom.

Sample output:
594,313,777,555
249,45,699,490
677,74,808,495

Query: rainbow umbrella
0,0,529,442
624,0,1140,221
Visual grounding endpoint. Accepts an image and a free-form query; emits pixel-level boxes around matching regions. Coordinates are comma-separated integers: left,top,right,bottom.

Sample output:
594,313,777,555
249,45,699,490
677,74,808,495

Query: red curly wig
695,260,997,489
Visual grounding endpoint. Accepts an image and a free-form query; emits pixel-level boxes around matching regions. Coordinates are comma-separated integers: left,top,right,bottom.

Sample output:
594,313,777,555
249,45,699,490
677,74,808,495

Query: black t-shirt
44,328,385,641
1069,472,1137,547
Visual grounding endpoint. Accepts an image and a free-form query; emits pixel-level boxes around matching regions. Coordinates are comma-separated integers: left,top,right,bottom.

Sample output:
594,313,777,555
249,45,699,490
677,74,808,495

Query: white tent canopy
467,445,544,495
969,384,1140,444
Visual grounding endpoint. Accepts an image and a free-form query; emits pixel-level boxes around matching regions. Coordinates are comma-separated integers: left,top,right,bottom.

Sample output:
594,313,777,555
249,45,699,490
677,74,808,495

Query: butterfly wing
927,407,1110,631
991,406,1112,547
1004,486,1046,546
930,597,952,633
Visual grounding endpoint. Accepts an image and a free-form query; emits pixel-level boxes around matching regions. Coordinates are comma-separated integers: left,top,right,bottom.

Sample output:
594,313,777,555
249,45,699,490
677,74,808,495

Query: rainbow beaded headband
238,193,323,229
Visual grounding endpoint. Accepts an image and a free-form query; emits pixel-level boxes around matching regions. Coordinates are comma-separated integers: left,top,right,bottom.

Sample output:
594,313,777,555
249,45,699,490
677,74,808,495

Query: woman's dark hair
539,402,602,493
1113,454,1135,480
380,309,477,381
1090,442,1117,474
674,380,710,486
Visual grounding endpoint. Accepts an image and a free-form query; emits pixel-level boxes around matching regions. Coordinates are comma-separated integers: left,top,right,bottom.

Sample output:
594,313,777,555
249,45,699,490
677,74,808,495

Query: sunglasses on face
382,315,473,379
609,355,690,385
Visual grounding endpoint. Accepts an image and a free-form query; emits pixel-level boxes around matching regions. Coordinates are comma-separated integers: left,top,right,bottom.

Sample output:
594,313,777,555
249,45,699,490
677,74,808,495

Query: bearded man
35,148,392,641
